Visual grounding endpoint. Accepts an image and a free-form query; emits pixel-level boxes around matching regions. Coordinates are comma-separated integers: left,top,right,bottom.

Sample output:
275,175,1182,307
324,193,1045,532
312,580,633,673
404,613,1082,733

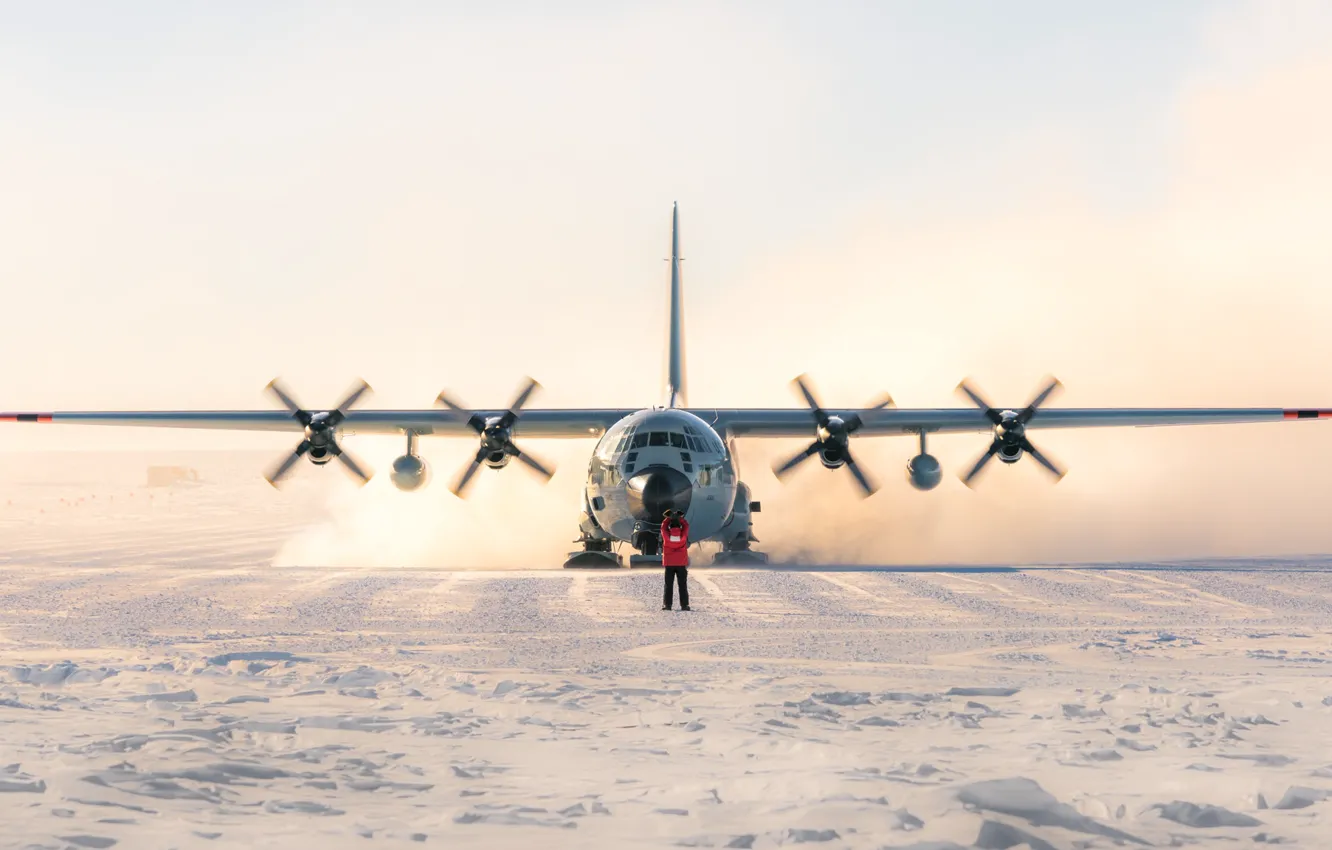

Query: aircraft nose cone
626,466,693,523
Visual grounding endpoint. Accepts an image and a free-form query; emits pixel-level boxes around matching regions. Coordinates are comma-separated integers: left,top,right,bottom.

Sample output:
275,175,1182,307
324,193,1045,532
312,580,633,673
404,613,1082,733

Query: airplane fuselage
583,408,740,549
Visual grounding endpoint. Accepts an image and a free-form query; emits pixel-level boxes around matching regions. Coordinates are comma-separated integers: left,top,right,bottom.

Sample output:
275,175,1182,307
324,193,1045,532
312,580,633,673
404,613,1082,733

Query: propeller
435,377,556,497
770,374,895,497
264,378,374,488
956,376,1065,488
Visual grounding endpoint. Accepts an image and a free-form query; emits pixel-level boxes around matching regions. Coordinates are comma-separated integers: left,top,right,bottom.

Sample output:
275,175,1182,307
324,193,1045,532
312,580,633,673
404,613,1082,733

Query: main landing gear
563,494,622,568
712,536,769,566
711,481,769,565
563,534,621,568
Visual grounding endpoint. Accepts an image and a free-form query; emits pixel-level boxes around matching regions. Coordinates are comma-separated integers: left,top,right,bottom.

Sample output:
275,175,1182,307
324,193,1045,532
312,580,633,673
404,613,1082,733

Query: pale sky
5,1,1332,563
0,1,1272,412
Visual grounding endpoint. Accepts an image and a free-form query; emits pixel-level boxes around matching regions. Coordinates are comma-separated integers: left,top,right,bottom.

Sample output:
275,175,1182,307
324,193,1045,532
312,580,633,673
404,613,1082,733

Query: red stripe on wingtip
0,413,53,422
1283,410,1332,420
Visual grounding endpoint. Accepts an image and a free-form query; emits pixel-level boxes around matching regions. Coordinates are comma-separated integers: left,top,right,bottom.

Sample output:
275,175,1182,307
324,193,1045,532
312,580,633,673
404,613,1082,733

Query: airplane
4,202,1332,568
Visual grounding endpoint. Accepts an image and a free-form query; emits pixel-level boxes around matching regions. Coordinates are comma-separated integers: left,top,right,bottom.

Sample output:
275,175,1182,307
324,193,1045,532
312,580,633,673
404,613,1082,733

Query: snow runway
5,560,1332,849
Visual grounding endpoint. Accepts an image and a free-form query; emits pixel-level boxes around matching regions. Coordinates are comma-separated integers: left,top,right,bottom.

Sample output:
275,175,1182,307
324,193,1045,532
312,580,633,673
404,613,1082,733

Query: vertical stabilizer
666,202,687,408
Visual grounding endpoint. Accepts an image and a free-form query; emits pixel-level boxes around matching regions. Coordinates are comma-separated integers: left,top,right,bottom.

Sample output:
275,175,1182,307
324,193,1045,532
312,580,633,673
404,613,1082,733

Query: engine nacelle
390,454,431,491
483,450,510,470
819,444,847,469
906,453,942,491
307,446,335,465
998,443,1023,464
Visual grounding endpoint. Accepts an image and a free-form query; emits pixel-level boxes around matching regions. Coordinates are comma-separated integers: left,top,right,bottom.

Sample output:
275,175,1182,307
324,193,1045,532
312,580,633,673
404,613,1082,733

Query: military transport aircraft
3,203,1330,567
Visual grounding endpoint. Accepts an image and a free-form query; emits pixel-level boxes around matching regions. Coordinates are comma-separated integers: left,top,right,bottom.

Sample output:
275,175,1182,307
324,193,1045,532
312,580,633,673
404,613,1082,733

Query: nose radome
626,466,693,523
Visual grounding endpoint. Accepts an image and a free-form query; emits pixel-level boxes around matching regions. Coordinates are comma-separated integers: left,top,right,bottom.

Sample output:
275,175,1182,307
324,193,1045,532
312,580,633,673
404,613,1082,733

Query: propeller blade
1019,436,1065,480
435,392,487,434
507,378,541,415
1018,377,1062,424
956,379,1005,424
791,374,827,421
451,447,489,497
773,441,821,478
435,390,469,417
334,379,373,413
509,443,555,481
332,445,374,486
265,440,311,488
961,442,1000,488
864,393,896,411
265,379,303,415
842,449,878,497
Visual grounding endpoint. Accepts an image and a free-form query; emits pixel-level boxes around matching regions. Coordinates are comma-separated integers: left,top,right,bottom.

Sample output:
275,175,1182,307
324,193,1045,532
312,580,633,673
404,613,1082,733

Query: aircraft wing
708,407,1332,437
2,406,1327,438
0,409,639,437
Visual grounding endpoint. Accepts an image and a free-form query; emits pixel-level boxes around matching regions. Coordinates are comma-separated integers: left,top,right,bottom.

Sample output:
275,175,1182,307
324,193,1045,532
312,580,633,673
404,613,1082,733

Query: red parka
660,517,690,567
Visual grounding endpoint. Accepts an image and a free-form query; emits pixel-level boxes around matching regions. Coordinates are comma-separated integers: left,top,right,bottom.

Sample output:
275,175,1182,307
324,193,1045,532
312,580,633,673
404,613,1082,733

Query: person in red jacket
660,510,690,611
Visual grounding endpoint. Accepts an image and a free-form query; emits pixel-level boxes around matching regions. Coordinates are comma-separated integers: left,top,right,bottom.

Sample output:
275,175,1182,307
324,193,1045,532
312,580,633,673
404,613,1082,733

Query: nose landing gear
628,521,665,568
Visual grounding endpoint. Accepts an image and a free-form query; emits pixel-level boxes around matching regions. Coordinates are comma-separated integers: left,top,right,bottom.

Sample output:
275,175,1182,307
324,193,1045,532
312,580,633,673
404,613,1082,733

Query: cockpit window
669,432,686,448
631,432,649,449
648,431,669,447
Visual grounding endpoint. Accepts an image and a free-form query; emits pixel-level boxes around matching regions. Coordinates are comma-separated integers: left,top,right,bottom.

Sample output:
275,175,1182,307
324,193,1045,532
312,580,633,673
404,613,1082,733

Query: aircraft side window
669,433,686,448
685,436,698,451
698,467,711,485
648,431,669,447
631,433,648,449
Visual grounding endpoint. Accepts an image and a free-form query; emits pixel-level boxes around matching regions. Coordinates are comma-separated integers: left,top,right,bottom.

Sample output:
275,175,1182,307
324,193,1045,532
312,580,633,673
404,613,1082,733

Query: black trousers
663,567,689,609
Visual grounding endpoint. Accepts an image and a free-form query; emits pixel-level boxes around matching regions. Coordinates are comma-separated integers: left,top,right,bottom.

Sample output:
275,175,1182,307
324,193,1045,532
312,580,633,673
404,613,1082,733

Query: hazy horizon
4,1,1332,565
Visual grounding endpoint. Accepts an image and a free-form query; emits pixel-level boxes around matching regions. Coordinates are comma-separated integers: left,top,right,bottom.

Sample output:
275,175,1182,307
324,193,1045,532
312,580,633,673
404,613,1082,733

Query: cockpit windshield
604,415,725,459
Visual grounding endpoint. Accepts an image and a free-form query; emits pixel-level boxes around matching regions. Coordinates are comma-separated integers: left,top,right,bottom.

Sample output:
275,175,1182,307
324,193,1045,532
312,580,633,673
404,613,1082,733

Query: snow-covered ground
3,454,1332,849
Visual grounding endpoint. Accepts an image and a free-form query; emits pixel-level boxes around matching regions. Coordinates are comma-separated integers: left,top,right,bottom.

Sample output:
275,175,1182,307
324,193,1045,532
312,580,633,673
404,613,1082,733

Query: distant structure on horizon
146,466,201,488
